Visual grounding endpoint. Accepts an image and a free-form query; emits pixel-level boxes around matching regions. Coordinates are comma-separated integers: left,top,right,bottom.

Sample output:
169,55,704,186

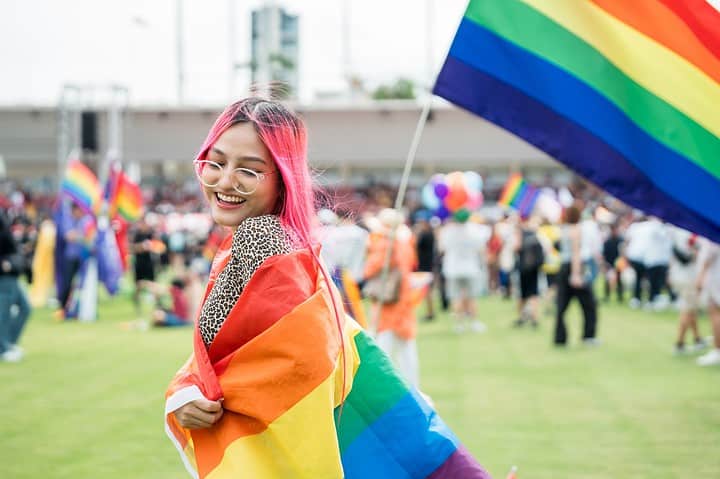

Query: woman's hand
173,398,224,429
570,272,584,288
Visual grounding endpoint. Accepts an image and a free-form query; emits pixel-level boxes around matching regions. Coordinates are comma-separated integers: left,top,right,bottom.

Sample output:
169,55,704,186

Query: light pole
176,0,185,104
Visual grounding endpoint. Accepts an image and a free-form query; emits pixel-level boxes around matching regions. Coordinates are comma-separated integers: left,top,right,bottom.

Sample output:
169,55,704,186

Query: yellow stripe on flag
522,0,720,138
206,372,343,479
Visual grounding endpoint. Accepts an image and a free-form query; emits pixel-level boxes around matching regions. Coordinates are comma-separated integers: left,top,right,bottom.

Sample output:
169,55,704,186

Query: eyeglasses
193,159,277,195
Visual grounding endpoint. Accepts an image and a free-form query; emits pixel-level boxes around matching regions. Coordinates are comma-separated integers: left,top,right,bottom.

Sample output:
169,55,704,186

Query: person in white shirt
438,211,490,333
695,239,720,366
643,219,673,310
624,215,653,308
668,227,706,354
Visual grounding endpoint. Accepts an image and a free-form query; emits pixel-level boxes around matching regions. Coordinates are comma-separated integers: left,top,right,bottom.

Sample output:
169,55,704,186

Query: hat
317,208,338,226
377,208,403,228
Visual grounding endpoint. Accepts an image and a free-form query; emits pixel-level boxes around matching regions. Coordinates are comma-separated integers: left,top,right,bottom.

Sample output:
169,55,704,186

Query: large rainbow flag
433,0,720,243
165,239,490,478
60,159,102,215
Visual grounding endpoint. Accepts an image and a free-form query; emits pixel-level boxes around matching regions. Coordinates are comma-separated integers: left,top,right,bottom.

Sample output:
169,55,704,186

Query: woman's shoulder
234,215,298,251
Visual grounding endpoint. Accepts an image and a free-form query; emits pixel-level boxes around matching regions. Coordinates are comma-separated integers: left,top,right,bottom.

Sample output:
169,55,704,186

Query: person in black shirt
414,213,436,320
602,223,624,303
0,211,31,362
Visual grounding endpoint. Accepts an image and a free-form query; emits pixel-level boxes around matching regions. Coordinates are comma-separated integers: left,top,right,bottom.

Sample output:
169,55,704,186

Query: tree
371,78,416,100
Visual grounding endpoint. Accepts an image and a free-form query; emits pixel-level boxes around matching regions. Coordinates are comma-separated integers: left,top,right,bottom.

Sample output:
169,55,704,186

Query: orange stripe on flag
192,281,341,475
591,0,720,86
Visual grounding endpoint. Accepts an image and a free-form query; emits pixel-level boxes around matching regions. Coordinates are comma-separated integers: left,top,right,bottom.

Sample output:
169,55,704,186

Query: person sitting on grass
151,277,192,328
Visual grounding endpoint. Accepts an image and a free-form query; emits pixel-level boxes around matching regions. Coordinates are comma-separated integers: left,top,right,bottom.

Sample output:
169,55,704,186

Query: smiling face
200,122,281,230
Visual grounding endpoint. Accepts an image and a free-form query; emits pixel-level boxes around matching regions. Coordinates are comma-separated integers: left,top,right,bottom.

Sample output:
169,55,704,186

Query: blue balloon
435,205,450,220
422,183,440,210
463,171,483,193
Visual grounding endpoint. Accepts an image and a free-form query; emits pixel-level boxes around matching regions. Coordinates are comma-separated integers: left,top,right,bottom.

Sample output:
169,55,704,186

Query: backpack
519,232,544,273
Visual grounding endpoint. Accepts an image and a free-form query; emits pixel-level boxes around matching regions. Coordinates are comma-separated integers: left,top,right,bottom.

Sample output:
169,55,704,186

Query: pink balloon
466,191,484,210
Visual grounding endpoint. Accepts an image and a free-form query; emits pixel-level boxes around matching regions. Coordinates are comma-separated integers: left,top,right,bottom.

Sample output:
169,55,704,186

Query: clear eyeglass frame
193,159,276,195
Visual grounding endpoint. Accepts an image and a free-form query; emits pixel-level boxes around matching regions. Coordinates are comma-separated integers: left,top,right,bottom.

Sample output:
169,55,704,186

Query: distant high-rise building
251,4,299,98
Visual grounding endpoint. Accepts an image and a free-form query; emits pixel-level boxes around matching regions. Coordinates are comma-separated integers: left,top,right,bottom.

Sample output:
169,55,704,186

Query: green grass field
1,290,718,479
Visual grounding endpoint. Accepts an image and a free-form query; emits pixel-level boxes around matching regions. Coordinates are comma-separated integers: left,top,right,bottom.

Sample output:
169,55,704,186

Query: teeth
216,192,244,204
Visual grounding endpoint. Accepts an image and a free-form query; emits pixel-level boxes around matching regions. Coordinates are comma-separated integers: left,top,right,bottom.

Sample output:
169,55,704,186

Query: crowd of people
3,169,720,374
2,94,720,477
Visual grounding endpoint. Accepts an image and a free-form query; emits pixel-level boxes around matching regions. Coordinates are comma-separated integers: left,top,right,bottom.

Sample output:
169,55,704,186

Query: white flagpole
370,96,433,333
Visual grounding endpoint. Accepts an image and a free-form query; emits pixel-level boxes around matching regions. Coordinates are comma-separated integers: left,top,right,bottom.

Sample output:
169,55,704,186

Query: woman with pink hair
163,97,490,479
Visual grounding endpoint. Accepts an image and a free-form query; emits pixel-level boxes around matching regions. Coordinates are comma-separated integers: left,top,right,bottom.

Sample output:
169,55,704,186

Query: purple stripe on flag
519,187,541,218
433,55,720,243
427,446,492,479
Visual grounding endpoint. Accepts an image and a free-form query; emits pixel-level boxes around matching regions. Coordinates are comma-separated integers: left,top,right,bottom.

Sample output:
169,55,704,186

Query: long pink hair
196,97,315,247
196,97,347,409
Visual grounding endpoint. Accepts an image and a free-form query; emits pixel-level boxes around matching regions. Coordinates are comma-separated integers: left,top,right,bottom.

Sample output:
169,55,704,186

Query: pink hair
196,97,347,412
196,97,316,247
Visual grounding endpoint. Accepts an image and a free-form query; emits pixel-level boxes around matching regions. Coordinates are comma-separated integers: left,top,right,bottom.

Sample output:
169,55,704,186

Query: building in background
251,4,299,98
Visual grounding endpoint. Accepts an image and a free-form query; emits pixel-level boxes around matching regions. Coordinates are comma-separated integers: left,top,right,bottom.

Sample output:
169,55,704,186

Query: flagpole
370,96,433,333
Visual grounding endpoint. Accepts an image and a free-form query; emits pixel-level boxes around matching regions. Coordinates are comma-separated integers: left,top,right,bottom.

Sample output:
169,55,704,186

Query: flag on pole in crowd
60,159,102,215
95,220,124,295
433,0,720,242
498,173,541,219
106,164,144,222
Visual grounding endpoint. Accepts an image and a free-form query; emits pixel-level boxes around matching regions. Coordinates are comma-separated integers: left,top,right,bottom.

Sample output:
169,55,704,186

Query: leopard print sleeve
198,215,296,346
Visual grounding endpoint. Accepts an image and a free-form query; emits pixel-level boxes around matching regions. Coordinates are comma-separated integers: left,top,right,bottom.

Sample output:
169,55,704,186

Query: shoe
629,298,641,309
697,349,720,366
512,318,526,328
1,348,23,363
470,321,486,333
530,320,539,329
583,337,602,347
690,338,709,353
674,344,688,356
453,323,467,334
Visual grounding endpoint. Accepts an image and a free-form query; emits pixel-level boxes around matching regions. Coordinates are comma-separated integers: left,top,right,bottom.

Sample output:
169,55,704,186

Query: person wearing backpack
514,218,544,328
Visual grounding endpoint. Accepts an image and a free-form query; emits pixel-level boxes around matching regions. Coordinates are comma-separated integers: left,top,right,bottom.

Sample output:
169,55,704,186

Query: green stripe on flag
463,0,720,180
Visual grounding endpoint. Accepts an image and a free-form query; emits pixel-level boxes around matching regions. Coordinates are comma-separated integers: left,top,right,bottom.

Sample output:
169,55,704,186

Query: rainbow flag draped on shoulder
165,238,490,478
433,0,720,243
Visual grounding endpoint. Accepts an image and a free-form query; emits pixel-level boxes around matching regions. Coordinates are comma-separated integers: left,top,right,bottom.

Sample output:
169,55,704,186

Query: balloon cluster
421,171,484,220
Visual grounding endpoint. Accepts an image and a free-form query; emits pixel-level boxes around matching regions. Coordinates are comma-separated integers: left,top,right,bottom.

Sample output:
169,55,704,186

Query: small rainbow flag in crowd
433,0,720,243
82,219,97,251
106,165,144,222
498,173,541,219
61,159,102,215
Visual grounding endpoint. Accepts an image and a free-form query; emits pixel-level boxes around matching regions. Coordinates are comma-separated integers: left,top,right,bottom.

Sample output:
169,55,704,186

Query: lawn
1,291,718,479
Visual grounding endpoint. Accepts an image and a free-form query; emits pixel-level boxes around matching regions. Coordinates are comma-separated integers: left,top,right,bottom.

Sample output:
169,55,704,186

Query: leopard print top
198,215,297,346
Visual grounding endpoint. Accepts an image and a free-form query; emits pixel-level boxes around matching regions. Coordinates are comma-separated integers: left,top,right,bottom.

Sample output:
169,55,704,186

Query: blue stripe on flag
341,389,458,479
433,19,720,242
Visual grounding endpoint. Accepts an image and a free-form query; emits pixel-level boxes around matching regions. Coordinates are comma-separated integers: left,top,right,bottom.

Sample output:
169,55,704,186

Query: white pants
375,331,420,389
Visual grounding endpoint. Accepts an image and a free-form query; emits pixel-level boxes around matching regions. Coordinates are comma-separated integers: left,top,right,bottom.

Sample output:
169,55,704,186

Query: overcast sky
2,0,718,106
0,0,468,106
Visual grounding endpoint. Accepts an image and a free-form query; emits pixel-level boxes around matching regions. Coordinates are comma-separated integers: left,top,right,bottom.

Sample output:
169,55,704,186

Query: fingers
174,400,225,429
195,398,223,413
